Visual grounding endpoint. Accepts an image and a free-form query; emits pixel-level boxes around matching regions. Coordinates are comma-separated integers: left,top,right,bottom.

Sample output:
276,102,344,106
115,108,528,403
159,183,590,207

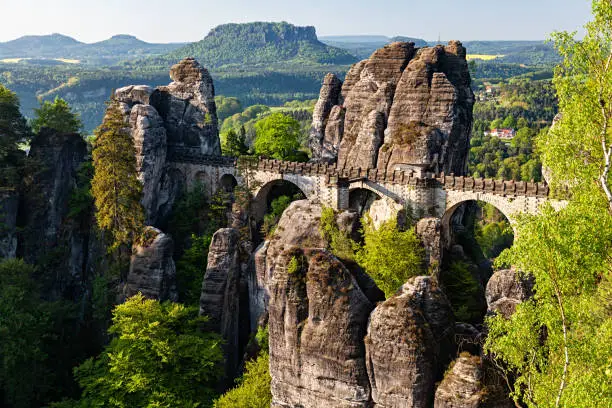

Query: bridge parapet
438,173,549,198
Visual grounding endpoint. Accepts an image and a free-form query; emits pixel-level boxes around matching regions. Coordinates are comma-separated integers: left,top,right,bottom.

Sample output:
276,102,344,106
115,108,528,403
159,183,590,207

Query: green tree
31,97,83,134
215,95,242,122
502,115,516,128
485,4,612,405
65,294,224,408
253,112,303,161
546,0,612,209
222,128,249,156
214,326,271,408
355,217,424,298
91,101,144,250
0,85,29,187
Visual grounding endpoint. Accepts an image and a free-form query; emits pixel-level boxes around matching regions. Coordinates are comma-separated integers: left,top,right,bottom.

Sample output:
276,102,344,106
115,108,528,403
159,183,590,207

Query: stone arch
348,187,381,215
219,173,238,193
441,192,517,249
251,179,307,222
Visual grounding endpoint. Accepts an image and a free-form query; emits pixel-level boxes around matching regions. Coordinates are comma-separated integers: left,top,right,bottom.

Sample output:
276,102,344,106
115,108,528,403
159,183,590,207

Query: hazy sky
0,0,592,43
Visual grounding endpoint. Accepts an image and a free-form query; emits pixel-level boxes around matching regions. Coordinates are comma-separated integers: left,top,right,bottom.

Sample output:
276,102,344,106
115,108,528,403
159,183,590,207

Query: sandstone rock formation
269,248,374,408
126,227,178,302
0,191,18,258
20,128,90,298
310,73,343,162
109,58,221,225
365,276,455,408
200,228,242,380
486,269,534,318
310,41,474,176
150,58,220,157
434,353,485,408
416,217,443,275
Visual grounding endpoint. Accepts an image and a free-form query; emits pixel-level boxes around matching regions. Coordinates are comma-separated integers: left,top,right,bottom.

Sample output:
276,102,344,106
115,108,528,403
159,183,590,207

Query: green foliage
253,112,305,161
0,259,81,408
486,198,612,407
67,161,94,222
214,325,271,408
31,96,82,134
214,95,242,122
355,217,424,298
176,234,213,305
67,294,224,408
91,101,144,251
545,1,612,205
262,195,293,236
319,207,356,262
213,352,271,408
221,128,249,157
475,220,514,259
0,84,29,187
441,261,483,323
161,22,356,69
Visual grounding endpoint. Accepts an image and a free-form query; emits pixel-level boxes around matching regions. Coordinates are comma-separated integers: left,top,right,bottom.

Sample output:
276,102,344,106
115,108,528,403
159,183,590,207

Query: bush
65,294,224,408
214,325,271,408
355,217,424,298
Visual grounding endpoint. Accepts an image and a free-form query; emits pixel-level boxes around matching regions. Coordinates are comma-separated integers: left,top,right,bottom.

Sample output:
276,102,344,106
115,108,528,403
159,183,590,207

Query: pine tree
223,128,249,156
31,97,82,134
91,101,144,250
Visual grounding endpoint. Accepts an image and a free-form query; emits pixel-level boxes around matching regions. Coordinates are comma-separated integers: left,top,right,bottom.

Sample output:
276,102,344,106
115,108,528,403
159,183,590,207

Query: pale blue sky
0,0,592,43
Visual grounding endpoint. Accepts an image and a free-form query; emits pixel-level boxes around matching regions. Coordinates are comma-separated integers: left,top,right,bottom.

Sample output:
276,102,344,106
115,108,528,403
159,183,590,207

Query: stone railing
170,154,550,199
437,173,549,198
167,147,237,166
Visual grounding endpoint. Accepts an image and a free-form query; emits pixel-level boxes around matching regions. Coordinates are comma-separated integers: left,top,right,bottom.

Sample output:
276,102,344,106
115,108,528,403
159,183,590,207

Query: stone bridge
167,150,565,244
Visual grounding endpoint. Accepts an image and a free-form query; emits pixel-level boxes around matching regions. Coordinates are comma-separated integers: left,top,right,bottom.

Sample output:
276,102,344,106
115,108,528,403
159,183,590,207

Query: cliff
309,41,474,176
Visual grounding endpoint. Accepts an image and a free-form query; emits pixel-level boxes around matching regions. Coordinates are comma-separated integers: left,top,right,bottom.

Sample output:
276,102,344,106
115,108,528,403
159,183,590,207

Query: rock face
310,41,474,176
150,58,220,157
20,128,90,298
269,248,374,408
108,58,221,226
434,354,485,408
0,191,19,258
365,276,455,408
126,227,178,302
416,217,443,275
486,269,534,318
200,228,242,380
310,73,343,162
129,104,167,225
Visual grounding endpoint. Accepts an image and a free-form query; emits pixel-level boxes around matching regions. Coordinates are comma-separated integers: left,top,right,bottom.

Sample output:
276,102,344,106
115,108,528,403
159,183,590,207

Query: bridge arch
251,179,307,222
219,173,238,194
441,192,517,250
349,187,381,215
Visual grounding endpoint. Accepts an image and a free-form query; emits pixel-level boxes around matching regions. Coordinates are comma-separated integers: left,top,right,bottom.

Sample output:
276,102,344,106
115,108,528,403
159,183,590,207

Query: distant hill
153,22,358,68
0,34,185,65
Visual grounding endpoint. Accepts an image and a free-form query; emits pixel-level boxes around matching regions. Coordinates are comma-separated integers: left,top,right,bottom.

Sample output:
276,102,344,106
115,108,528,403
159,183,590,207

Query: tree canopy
60,294,225,408
91,101,144,250
0,85,29,187
31,96,82,134
253,112,305,161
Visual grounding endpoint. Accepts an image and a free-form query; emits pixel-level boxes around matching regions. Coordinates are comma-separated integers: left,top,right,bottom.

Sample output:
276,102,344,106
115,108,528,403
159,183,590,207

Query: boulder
150,58,221,156
126,227,178,302
269,248,374,408
200,228,242,380
129,104,167,224
365,276,455,408
368,197,406,230
486,269,533,318
434,354,485,408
